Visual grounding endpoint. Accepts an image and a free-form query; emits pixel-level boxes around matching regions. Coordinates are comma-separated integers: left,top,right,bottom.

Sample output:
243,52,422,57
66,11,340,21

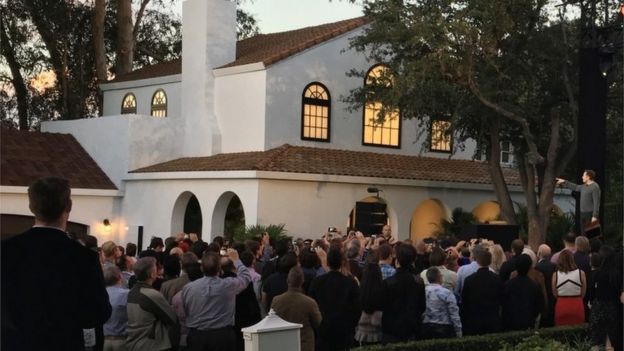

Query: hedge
355,325,590,351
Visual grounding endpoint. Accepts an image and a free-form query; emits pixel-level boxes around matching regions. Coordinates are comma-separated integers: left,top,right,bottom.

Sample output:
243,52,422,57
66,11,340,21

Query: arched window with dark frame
151,89,167,117
362,65,401,148
121,93,137,114
301,82,331,141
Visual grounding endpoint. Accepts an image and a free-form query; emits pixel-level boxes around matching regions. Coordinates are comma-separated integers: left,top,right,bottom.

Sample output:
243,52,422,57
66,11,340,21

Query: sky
175,0,364,34
240,0,363,33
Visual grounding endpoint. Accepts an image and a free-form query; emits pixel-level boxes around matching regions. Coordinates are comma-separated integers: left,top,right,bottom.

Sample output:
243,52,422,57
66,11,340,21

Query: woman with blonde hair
489,244,506,274
552,250,586,326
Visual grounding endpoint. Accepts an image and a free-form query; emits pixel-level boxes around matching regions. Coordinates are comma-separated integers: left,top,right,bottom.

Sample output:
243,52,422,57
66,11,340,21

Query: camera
328,227,337,233
219,249,227,256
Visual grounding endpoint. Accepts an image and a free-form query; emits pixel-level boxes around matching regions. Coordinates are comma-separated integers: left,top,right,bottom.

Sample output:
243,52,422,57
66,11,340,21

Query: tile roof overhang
107,17,369,83
131,144,521,186
1,128,117,190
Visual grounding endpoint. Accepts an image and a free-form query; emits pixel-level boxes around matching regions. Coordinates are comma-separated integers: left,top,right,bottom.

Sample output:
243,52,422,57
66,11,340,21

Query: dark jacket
535,259,557,327
272,288,322,351
308,270,360,351
499,255,518,282
1,227,112,351
502,275,544,331
382,267,426,340
460,267,503,336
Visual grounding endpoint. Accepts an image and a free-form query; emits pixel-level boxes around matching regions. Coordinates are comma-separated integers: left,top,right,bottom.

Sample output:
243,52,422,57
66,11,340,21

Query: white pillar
181,0,236,156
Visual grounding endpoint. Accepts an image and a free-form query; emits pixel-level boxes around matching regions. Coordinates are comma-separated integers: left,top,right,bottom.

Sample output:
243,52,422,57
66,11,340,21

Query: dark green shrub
354,325,589,351
232,223,289,243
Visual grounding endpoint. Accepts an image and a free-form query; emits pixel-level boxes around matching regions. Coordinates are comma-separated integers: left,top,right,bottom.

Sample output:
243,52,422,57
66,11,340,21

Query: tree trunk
518,154,541,249
0,16,29,130
116,0,134,75
93,0,107,82
487,118,517,224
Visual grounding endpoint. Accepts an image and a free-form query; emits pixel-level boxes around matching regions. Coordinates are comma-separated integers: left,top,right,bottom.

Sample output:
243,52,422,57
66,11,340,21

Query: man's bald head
537,244,551,260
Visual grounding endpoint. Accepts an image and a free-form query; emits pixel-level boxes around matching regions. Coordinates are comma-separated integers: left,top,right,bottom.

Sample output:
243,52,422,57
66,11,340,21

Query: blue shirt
423,284,462,337
455,261,479,298
182,260,251,330
103,286,129,336
380,263,396,280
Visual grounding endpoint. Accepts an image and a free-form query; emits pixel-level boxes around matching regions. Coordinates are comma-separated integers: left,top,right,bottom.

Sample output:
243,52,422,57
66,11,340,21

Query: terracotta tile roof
1,128,117,190
108,17,368,83
220,17,369,68
131,144,521,186
108,58,182,83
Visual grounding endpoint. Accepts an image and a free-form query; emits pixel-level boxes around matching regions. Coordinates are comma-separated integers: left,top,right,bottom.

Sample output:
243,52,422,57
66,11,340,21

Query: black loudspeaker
577,47,607,232
354,202,388,236
137,226,144,252
459,224,520,252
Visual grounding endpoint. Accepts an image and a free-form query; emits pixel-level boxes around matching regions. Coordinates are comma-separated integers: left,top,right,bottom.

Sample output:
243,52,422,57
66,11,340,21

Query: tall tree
346,0,585,249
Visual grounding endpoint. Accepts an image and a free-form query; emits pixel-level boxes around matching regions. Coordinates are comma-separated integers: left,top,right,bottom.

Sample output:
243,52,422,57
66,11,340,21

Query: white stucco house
1,0,574,247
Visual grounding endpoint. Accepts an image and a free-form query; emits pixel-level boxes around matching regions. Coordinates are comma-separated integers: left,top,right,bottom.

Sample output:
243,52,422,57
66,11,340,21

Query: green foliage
440,207,478,237
232,223,289,244
546,211,575,252
355,325,590,351
500,335,573,351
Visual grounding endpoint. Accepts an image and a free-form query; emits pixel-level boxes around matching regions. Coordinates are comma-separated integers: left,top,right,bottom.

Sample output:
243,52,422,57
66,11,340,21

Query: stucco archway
472,201,501,223
212,191,245,240
410,199,450,241
171,191,203,238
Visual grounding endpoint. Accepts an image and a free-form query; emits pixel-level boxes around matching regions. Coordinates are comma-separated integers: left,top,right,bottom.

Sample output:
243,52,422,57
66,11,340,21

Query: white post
241,309,302,351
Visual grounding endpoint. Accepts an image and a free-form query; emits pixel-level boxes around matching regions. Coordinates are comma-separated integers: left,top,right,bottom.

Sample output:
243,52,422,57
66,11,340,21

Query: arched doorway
212,192,245,240
348,196,388,236
472,201,502,223
171,191,203,239
410,199,450,241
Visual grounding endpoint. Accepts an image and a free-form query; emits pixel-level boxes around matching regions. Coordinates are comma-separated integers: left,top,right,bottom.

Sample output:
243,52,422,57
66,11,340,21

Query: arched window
151,89,167,117
362,65,400,148
301,82,331,141
121,93,137,114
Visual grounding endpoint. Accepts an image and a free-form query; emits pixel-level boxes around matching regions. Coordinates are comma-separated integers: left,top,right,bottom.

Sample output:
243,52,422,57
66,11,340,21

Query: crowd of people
88,224,622,351
2,177,623,351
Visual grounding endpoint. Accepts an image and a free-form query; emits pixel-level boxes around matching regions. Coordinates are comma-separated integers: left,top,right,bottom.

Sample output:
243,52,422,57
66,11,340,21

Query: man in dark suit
499,238,525,282
382,243,426,343
535,244,557,327
1,177,112,351
460,248,503,336
502,254,544,331
308,248,360,351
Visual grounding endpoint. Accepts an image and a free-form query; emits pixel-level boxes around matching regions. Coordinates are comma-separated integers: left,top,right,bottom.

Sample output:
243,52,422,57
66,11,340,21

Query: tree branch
136,44,166,62
132,0,150,41
467,76,545,165
0,15,29,129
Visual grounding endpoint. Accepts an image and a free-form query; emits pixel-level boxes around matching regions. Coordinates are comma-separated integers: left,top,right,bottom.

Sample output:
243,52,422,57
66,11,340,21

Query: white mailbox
242,309,303,351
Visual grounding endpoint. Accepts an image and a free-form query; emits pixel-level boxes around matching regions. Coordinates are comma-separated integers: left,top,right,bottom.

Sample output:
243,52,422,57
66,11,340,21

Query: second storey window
301,83,330,141
121,93,137,114
430,119,452,152
151,89,167,117
363,65,400,148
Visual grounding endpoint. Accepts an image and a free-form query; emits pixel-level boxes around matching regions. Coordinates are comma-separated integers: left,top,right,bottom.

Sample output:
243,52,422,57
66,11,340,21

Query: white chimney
181,0,236,156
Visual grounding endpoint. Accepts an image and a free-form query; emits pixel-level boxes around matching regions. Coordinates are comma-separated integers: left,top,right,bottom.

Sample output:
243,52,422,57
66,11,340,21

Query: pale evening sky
175,0,364,34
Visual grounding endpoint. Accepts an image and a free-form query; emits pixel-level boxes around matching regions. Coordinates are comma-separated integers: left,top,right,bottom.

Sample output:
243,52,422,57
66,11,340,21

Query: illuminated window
151,89,167,117
301,83,330,141
430,119,452,152
121,93,137,114
362,65,400,148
